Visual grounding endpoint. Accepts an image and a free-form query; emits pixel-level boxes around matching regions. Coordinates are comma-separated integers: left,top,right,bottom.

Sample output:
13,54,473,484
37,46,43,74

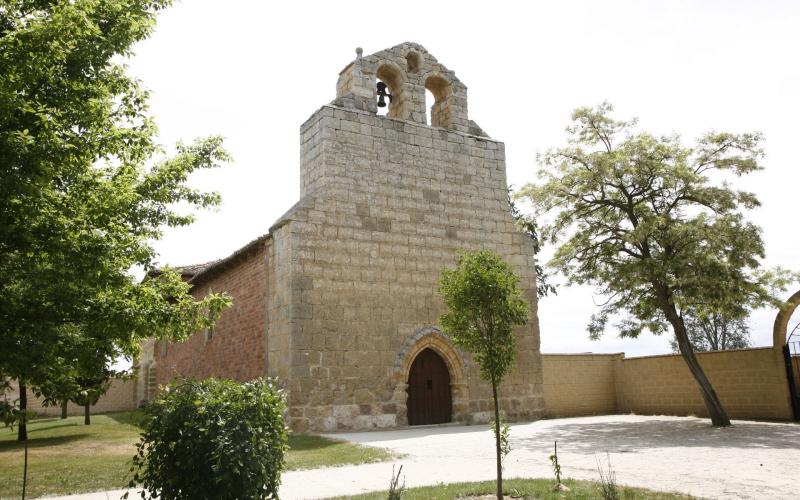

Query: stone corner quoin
145,41,545,432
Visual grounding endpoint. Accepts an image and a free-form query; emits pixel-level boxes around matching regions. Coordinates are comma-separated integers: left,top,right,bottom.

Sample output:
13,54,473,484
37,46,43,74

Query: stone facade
151,42,545,431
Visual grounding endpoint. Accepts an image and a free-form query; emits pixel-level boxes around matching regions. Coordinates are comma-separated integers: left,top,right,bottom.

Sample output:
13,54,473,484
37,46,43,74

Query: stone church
140,42,545,432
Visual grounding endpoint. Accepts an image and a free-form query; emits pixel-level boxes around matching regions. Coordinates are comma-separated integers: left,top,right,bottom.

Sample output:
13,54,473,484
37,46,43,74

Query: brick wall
5,378,137,417
542,348,794,420
154,246,268,385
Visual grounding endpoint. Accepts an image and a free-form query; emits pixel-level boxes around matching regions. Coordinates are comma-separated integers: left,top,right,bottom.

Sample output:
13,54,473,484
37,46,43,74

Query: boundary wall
542,347,794,420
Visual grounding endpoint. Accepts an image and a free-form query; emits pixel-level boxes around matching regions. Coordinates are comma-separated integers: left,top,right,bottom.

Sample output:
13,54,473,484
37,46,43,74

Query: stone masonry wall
266,227,293,385
278,102,544,432
542,353,621,417
542,348,794,420
154,247,268,385
617,347,793,419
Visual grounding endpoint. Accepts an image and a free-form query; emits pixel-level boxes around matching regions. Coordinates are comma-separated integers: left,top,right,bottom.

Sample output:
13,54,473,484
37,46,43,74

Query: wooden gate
406,348,452,425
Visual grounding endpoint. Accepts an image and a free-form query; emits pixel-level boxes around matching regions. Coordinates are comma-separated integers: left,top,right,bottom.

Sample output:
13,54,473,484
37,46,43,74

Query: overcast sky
126,0,800,357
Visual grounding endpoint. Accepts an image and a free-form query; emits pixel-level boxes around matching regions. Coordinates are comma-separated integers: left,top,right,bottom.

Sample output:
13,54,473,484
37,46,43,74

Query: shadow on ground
0,433,91,451
330,423,487,444
515,418,800,454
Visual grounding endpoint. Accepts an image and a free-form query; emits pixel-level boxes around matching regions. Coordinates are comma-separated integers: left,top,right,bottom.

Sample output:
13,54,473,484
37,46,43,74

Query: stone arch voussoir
774,289,800,348
394,327,470,424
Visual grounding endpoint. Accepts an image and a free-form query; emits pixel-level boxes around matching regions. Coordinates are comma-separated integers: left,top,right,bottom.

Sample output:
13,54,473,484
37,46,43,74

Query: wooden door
406,348,452,425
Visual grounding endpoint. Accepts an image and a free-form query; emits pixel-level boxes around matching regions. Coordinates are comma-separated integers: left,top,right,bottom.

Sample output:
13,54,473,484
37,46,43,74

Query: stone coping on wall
542,352,624,358
543,346,778,360
619,345,777,360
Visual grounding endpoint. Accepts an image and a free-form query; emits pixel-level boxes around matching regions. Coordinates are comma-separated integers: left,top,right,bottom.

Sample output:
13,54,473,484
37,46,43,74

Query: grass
284,433,395,471
0,410,394,499
328,477,695,499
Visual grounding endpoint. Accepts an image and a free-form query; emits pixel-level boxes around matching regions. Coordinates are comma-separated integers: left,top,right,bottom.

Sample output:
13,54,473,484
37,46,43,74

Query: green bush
128,378,288,500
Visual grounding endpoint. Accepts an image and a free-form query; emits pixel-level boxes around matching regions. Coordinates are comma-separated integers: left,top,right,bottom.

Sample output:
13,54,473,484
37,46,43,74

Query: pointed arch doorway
406,348,452,425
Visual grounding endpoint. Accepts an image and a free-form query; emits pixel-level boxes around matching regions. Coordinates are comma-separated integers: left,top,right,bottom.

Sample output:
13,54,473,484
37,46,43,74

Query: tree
1,1,231,442
438,250,529,499
517,103,795,427
37,325,121,423
508,188,556,298
669,309,751,352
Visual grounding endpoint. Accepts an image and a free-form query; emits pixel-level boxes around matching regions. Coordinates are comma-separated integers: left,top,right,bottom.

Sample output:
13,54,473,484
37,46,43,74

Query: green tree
669,310,751,352
1,0,231,442
37,325,121,422
438,250,529,499
508,188,556,298
518,103,795,427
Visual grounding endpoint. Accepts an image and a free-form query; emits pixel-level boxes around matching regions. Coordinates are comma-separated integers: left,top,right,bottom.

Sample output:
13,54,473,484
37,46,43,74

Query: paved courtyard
49,414,800,499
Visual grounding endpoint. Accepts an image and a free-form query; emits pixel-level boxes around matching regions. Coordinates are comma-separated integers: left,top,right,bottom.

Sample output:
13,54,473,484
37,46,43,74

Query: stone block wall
154,246,268,385
279,102,544,432
617,348,793,419
542,353,621,417
542,348,794,420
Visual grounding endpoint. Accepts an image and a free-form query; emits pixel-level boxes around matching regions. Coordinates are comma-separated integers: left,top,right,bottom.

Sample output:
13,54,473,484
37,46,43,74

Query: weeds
387,464,405,500
596,452,618,500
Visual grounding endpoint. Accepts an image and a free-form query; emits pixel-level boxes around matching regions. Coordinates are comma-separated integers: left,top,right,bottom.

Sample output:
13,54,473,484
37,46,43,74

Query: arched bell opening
375,62,408,120
425,74,454,128
406,348,452,425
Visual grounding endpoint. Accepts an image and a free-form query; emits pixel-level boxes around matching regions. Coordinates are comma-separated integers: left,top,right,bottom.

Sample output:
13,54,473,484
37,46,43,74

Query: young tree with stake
439,250,529,499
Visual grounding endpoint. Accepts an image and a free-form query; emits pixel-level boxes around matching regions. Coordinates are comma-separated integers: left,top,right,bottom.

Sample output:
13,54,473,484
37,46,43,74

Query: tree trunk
491,377,503,500
60,400,68,419
17,382,28,442
22,434,28,500
84,402,90,425
661,299,731,426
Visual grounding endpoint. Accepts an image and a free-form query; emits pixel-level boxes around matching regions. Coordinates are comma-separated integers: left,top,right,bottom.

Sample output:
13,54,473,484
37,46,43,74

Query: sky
126,0,800,357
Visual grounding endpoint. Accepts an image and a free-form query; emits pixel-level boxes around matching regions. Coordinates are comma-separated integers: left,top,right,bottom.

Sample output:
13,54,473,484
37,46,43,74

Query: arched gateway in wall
774,289,800,420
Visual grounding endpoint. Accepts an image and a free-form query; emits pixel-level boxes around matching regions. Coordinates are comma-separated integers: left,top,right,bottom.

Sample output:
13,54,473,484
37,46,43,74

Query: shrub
128,377,288,500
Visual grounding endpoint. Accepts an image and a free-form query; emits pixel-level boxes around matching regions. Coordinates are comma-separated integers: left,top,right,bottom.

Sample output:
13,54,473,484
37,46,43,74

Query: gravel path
45,414,800,499
289,414,800,499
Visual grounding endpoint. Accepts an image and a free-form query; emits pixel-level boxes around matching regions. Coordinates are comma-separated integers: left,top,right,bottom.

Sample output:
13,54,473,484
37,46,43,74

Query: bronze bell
376,81,392,108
